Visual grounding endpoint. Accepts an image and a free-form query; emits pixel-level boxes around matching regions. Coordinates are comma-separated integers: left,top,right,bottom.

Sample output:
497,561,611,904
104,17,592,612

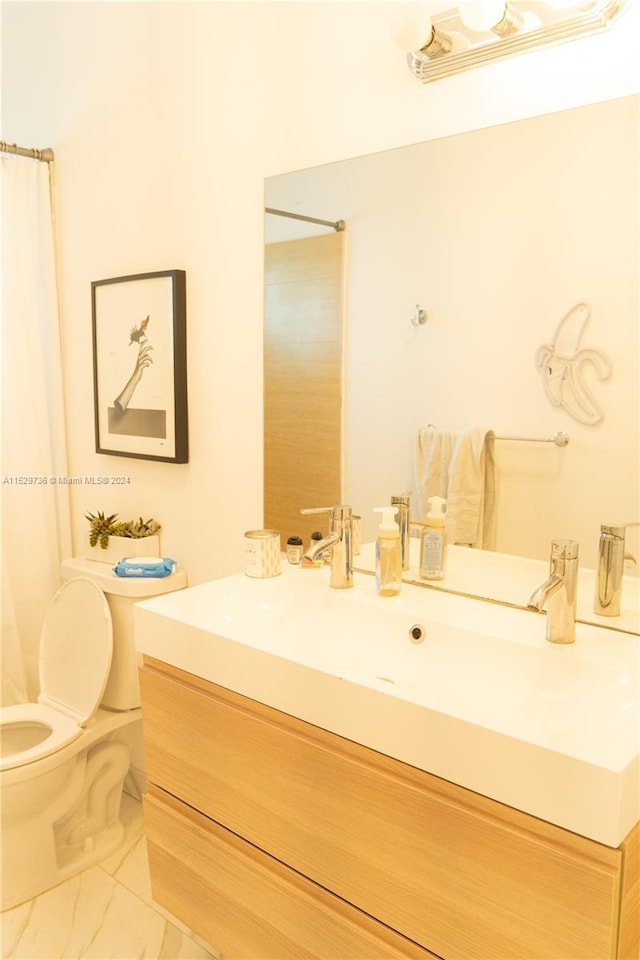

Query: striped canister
244,529,281,578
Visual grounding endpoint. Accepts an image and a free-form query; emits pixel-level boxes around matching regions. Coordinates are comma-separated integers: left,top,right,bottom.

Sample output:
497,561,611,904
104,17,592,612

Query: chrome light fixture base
404,0,630,83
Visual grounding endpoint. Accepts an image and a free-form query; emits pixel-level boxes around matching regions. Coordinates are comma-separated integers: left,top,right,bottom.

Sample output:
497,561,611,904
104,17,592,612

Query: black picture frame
91,270,188,463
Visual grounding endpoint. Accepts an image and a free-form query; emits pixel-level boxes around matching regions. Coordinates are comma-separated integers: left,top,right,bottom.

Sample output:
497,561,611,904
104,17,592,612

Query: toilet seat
0,578,113,772
0,702,83,770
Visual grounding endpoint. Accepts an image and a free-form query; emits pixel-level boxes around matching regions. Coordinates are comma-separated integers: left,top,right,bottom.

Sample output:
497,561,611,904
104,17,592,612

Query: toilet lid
39,577,113,724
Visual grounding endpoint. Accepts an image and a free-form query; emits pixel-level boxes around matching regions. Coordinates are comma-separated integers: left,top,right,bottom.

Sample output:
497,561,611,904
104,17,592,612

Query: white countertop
134,560,639,847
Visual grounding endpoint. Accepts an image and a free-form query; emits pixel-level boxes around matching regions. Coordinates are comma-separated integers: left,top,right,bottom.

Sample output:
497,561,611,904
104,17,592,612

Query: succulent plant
86,511,118,549
86,512,161,548
110,517,161,539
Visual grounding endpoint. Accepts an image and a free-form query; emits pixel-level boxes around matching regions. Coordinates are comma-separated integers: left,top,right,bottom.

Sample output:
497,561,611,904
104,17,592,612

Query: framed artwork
91,270,188,463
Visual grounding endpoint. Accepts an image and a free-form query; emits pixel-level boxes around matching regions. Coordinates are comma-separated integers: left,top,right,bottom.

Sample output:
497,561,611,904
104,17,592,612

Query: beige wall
2,1,639,584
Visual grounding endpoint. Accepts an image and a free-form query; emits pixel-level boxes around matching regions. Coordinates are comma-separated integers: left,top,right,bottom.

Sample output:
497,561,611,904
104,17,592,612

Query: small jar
286,535,304,564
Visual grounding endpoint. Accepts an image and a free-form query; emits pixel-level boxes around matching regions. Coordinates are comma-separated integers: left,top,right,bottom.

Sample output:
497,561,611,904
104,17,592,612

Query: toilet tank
60,558,187,710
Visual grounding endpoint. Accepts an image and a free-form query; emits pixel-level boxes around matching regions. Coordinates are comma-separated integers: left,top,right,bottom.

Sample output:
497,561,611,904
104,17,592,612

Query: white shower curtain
1,154,71,705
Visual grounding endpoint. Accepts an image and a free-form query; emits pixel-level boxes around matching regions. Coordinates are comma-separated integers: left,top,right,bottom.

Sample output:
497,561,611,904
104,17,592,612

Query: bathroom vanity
134,563,639,960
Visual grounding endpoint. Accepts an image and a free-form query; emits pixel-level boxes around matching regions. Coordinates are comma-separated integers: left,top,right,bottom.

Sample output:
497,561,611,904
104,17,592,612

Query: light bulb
391,5,435,51
458,0,508,31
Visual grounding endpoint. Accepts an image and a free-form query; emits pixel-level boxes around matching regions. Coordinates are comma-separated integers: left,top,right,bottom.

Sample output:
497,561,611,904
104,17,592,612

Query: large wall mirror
264,95,639,627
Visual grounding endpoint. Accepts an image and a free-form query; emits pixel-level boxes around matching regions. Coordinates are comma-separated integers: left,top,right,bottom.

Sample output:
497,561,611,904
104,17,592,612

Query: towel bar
495,431,569,447
424,425,570,447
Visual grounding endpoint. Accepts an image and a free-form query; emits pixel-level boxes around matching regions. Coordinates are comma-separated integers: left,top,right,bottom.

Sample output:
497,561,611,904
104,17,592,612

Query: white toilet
0,558,186,911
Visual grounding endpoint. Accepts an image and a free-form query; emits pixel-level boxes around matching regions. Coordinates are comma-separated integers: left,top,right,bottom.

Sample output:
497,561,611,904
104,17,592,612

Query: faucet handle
301,505,352,520
600,525,625,542
550,538,578,560
601,521,639,537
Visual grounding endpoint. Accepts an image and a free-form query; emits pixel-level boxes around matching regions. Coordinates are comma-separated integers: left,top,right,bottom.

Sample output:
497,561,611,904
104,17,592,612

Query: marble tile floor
1,796,221,960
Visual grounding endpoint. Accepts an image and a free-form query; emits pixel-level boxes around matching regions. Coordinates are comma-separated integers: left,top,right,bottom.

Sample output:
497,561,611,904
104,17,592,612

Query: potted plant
86,511,161,564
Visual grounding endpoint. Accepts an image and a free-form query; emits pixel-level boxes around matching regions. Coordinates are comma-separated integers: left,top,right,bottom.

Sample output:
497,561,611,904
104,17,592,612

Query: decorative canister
244,529,281,578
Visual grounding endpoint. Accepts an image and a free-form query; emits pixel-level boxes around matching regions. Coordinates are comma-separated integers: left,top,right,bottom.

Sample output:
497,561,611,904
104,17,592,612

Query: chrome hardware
301,505,353,589
527,539,579,644
594,522,639,617
410,305,428,327
391,493,412,571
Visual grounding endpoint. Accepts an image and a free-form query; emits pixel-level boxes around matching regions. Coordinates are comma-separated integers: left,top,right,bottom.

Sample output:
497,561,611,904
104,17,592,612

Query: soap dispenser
373,507,402,596
419,496,447,581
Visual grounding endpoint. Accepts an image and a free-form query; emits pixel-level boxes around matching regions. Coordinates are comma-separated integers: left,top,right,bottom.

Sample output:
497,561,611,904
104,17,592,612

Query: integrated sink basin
134,561,639,847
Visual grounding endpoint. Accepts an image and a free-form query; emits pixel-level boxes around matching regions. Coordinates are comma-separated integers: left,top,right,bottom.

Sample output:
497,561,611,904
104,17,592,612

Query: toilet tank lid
39,578,113,724
61,558,187,596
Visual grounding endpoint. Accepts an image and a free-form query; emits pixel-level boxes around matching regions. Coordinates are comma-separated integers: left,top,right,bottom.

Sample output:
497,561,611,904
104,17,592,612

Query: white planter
86,534,160,565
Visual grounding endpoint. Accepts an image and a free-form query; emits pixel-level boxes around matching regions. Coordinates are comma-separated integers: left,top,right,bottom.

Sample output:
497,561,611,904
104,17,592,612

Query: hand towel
415,425,458,519
415,426,496,549
447,428,496,549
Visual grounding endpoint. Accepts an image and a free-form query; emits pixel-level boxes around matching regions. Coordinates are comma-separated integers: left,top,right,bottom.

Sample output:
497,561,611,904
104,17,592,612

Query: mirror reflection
264,95,639,630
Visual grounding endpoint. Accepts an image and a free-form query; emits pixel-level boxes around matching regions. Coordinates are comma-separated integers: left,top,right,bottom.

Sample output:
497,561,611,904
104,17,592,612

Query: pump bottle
373,507,402,596
419,496,447,580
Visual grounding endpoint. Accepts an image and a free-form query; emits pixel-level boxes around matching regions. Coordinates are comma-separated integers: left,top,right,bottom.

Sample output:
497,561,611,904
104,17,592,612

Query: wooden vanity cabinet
140,656,639,960
144,786,434,959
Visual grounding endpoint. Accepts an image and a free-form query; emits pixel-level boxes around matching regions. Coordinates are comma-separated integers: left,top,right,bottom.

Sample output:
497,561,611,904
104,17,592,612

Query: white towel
415,426,458,514
415,426,496,549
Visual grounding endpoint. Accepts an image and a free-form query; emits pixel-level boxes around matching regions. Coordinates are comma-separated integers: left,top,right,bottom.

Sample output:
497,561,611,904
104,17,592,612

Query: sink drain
409,623,426,644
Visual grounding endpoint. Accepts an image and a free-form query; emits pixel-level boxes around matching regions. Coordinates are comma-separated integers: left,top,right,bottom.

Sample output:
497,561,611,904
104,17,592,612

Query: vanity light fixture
391,6,454,59
393,0,629,83
458,0,525,35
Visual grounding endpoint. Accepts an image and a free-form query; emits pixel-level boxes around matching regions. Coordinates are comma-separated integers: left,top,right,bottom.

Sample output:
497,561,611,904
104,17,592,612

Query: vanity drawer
144,785,434,960
141,658,623,960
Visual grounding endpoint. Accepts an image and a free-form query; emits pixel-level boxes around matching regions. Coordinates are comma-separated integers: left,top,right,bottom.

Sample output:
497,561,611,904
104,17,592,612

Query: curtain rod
265,207,345,232
1,141,54,163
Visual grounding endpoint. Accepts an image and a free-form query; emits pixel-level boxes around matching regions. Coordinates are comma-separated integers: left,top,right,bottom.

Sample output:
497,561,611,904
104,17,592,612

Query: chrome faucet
391,492,411,571
301,505,353,589
527,539,579,644
594,522,639,617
